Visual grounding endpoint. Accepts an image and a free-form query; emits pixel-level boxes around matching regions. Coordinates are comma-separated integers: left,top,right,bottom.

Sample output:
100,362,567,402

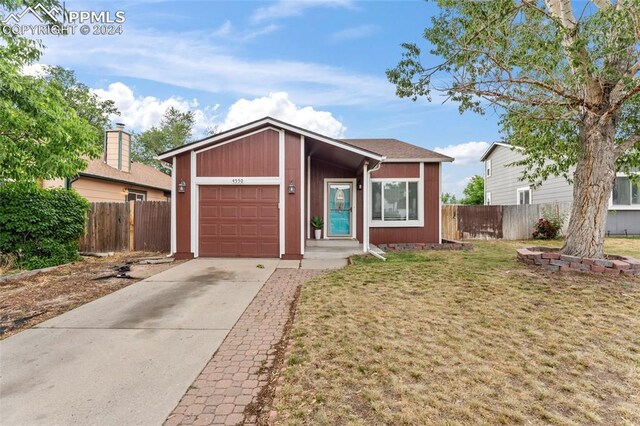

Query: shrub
0,184,90,270
532,208,567,240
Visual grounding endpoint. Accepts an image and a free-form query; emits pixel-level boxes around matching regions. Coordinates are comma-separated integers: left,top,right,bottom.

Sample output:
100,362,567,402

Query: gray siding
484,145,573,205
606,211,640,235
484,145,640,235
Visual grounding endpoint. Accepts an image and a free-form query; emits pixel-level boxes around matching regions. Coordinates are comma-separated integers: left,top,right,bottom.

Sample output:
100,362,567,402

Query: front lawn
273,239,640,425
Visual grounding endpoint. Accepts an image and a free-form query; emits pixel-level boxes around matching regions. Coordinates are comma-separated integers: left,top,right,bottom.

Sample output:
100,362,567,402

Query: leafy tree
441,192,458,204
44,66,119,133
0,1,104,182
460,175,484,205
132,107,195,173
387,0,640,258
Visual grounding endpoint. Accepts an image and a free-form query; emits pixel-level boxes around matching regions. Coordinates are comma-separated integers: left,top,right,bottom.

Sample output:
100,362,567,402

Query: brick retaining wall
517,247,640,275
377,239,473,252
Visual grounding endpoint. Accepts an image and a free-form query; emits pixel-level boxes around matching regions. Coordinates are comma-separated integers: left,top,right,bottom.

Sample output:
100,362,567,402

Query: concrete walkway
165,269,324,425
0,258,280,426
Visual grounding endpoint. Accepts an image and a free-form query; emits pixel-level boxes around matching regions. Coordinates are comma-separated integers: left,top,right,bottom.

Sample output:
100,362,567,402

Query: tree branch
617,132,640,155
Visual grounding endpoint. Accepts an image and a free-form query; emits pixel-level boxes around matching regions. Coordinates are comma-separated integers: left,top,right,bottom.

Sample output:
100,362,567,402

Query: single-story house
481,141,640,235
42,124,171,202
158,117,453,259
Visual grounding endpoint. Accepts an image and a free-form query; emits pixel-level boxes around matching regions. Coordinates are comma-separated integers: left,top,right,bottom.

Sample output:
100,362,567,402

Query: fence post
129,200,135,252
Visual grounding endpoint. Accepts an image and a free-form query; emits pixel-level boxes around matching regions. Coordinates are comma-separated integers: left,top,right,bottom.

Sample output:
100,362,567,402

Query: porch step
304,243,365,259
305,239,360,248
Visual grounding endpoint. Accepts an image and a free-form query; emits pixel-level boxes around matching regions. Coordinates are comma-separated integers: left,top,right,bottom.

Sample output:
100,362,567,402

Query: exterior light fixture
288,180,296,194
178,179,186,193
357,179,363,190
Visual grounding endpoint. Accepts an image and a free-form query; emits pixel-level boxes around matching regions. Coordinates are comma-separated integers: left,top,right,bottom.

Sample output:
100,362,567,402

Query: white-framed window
486,191,492,205
126,189,146,201
486,159,492,178
370,178,423,227
612,176,640,206
517,187,531,205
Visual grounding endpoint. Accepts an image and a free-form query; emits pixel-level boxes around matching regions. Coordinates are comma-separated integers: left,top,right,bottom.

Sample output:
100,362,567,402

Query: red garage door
199,186,279,257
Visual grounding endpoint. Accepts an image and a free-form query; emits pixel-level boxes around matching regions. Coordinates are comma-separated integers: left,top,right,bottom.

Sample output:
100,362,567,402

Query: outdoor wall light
288,180,296,194
178,179,186,193
357,179,363,190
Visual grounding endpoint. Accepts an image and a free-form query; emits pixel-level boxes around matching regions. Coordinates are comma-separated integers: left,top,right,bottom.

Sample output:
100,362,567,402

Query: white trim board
193,177,280,185
279,130,285,257
323,178,357,240
300,135,305,255
170,157,176,254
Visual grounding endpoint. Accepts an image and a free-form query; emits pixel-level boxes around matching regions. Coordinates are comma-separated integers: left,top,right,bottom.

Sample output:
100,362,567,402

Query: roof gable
156,117,385,161
480,142,522,162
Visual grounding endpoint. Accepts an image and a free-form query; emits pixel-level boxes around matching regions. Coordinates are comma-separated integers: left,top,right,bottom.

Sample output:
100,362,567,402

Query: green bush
532,207,567,240
0,184,90,270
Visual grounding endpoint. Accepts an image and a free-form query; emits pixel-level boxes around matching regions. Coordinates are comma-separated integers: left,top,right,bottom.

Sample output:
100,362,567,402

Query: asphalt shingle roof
340,138,454,162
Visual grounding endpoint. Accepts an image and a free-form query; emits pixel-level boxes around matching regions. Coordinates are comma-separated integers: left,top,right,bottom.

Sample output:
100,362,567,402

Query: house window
127,189,146,201
517,187,531,205
486,160,492,178
486,192,492,205
612,177,640,206
371,179,422,226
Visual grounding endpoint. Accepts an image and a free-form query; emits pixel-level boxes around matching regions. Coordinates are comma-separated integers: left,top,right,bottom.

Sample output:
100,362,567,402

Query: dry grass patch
273,239,640,425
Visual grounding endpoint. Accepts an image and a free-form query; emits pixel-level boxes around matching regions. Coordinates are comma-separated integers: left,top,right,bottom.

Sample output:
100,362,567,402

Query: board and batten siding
484,145,573,205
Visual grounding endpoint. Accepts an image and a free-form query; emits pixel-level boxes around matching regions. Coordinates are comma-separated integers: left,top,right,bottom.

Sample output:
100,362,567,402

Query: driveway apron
0,258,279,426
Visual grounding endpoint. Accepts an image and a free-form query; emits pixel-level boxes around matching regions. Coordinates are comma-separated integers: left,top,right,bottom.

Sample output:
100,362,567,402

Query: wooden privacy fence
442,202,573,241
79,201,170,253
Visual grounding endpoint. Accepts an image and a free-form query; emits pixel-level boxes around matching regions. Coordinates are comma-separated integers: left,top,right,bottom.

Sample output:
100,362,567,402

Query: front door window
328,183,352,236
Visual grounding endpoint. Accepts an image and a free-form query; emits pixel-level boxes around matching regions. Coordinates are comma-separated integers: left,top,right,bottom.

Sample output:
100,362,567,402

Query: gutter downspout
366,159,386,260
64,176,80,190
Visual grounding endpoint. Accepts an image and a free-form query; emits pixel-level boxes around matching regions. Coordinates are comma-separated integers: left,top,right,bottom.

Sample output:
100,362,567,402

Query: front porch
304,239,385,259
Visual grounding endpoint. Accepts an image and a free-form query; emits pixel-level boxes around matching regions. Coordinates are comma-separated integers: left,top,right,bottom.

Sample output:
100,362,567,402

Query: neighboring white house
480,142,640,235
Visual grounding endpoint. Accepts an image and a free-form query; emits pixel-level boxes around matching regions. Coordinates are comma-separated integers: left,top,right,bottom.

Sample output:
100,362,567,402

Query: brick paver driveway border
165,269,324,426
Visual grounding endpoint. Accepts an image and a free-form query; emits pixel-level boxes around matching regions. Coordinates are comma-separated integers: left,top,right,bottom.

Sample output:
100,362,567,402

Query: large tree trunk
561,112,617,258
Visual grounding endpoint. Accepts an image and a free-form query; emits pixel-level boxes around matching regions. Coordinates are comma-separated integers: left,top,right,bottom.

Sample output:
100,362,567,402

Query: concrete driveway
0,258,279,426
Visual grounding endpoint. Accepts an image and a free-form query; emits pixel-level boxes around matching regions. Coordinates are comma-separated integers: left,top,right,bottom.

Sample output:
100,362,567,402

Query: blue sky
25,0,501,196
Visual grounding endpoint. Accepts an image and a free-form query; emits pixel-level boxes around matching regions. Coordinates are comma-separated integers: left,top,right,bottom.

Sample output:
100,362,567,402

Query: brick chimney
104,122,131,172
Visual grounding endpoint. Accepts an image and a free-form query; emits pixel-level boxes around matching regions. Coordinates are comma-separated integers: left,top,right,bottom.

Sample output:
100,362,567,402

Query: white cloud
21,63,47,76
329,25,377,42
91,84,344,139
38,27,393,107
435,141,490,165
92,82,220,135
251,0,354,22
222,92,346,138
213,20,280,41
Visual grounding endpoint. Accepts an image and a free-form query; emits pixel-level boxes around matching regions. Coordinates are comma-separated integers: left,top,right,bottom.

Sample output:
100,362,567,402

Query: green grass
272,239,640,425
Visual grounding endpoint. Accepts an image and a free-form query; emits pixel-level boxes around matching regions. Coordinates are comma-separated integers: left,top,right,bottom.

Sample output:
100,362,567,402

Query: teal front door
328,182,352,237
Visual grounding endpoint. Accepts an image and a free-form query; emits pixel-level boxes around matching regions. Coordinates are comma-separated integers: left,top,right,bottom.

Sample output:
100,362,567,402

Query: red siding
197,129,279,177
371,162,420,179
284,132,302,259
369,163,440,245
175,152,192,259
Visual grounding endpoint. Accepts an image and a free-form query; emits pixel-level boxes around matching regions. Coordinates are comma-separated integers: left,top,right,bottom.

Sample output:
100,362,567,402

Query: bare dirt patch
0,253,183,339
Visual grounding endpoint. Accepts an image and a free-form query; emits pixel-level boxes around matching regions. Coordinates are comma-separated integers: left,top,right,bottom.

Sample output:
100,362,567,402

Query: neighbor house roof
480,142,524,162
340,138,454,162
80,159,171,192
